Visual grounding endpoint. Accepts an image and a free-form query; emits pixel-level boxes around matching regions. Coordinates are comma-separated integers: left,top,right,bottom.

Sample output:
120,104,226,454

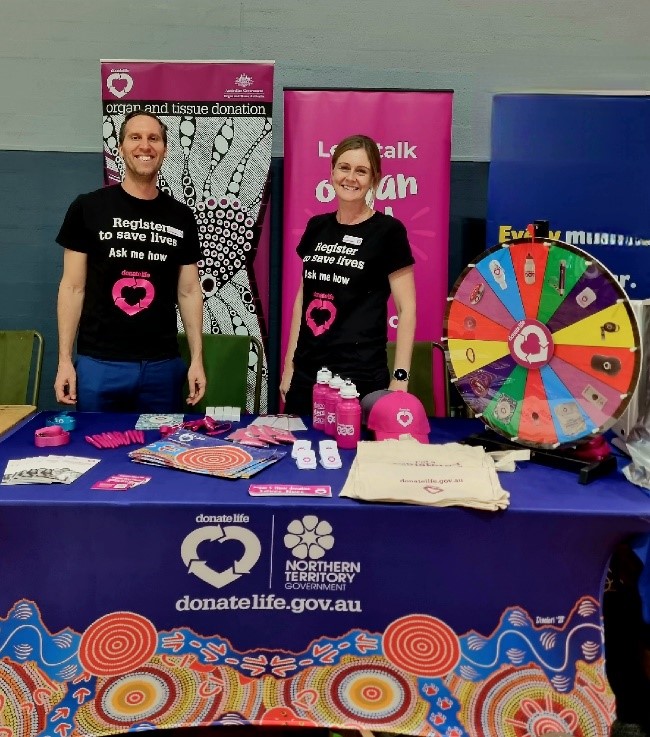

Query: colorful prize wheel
444,237,642,449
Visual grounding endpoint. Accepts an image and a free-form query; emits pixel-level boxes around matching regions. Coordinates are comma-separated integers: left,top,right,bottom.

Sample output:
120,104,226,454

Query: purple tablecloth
1,412,649,736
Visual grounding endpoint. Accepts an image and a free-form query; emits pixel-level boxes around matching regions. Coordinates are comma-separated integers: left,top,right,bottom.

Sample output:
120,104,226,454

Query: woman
281,134,416,415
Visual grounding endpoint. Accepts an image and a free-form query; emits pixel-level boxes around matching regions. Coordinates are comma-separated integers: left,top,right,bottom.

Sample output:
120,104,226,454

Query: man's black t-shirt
56,185,201,361
293,211,414,382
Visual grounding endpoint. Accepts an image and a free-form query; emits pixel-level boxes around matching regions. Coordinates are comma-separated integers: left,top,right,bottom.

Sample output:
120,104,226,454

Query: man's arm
177,263,206,405
54,249,87,404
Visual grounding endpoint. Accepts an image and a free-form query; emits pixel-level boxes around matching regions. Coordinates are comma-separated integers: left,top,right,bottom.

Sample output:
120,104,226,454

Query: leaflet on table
248,483,332,496
128,429,286,479
250,415,308,431
227,423,296,447
1,456,100,485
91,474,152,491
135,413,185,430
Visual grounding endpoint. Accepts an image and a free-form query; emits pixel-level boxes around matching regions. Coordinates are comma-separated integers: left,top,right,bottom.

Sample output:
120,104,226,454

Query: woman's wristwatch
393,368,410,382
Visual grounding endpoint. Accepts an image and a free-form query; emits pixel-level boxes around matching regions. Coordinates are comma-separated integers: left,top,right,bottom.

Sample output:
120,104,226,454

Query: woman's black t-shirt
293,211,414,382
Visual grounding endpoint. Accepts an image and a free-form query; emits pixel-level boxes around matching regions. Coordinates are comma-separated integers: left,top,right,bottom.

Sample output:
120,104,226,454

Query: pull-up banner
488,93,650,298
282,89,453,413
100,60,274,411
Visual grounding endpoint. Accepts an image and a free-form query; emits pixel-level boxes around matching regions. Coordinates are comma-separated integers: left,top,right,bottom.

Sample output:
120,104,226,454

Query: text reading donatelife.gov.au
176,593,361,614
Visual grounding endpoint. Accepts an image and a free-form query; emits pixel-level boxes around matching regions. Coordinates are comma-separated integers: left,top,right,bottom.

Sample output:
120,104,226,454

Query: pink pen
93,435,108,449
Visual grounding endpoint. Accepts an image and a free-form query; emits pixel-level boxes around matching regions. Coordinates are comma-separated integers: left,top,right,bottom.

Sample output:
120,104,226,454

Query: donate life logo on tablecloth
181,523,261,590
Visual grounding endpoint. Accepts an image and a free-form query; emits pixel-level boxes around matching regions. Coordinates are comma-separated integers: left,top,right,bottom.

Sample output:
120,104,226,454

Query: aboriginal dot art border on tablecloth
0,597,614,736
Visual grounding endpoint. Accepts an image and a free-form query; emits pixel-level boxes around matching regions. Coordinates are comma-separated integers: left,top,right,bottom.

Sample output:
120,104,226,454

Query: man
54,111,206,411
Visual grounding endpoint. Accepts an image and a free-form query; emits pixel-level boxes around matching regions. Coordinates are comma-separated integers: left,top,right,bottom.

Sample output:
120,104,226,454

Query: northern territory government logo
283,515,360,592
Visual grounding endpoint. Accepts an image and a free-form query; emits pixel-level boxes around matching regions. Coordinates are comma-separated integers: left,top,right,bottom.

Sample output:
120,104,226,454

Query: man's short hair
118,111,168,146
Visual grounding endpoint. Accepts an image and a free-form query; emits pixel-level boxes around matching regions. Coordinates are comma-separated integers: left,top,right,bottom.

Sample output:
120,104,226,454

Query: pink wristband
34,425,70,447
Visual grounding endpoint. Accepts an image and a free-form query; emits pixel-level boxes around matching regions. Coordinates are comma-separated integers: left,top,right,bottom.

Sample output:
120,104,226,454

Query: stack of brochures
129,429,285,479
2,456,100,485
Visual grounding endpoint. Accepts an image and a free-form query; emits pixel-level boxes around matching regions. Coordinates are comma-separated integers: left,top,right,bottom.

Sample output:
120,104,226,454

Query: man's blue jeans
75,355,187,412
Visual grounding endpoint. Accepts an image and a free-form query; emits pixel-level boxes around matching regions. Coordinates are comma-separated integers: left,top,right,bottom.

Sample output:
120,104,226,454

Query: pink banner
100,60,274,411
282,89,452,412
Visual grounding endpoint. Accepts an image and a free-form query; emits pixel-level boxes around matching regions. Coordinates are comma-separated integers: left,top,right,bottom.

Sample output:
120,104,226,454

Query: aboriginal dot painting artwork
0,597,614,736
444,238,641,448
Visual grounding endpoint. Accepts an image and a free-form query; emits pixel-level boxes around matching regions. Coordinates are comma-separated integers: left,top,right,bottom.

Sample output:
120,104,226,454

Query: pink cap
366,391,430,443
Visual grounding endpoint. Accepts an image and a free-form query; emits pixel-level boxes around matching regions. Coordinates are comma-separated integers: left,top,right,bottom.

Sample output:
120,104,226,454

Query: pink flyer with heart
92,474,151,491
248,484,332,497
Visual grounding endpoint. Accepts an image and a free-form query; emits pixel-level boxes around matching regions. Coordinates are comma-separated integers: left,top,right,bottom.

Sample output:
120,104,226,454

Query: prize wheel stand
443,232,642,483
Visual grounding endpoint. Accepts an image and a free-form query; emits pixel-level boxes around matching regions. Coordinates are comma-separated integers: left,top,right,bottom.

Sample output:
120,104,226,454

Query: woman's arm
280,279,304,402
388,265,416,391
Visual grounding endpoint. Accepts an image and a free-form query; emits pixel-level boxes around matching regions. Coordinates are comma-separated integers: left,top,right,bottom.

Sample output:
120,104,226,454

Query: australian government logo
235,73,254,89
224,72,265,100
283,515,360,592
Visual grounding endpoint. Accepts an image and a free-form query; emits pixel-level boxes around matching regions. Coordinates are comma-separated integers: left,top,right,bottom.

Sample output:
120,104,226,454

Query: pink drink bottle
312,367,332,430
335,381,361,449
324,374,345,436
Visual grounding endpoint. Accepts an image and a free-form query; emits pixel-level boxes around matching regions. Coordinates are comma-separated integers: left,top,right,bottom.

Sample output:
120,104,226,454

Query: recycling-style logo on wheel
181,525,261,589
508,318,554,369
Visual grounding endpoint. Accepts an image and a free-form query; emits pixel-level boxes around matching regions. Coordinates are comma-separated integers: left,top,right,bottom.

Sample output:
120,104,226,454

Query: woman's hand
280,364,294,403
280,280,303,404
388,378,408,392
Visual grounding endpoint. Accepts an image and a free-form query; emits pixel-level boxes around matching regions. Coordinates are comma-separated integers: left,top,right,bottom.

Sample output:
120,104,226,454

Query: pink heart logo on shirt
112,277,155,316
305,298,336,336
